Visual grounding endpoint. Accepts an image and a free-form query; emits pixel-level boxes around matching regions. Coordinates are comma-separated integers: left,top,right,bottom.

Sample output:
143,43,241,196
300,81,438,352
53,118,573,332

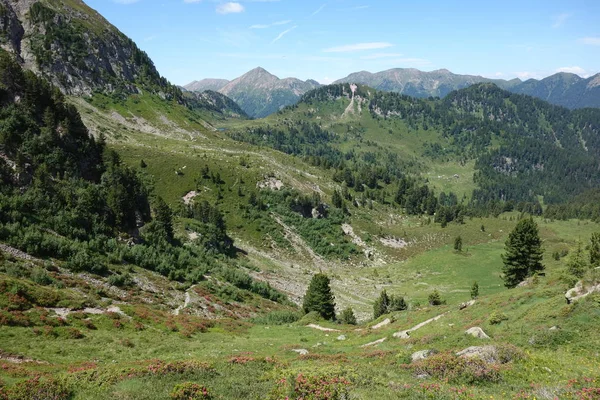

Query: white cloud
271,25,297,43
323,42,393,53
311,4,326,16
320,77,334,84
552,13,572,28
250,20,291,29
579,37,600,45
556,66,588,77
217,2,244,14
360,52,403,60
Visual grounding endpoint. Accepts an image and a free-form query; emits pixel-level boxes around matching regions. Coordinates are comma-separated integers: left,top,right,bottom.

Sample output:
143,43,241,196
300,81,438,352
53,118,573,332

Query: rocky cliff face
0,0,179,99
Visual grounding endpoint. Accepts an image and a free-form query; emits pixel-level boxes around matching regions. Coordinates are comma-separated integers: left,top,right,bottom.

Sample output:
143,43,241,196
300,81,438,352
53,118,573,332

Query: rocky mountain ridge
184,67,321,118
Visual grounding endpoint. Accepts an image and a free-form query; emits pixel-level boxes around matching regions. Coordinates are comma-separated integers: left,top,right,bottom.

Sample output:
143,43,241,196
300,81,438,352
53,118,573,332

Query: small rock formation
565,281,600,304
306,324,340,332
549,326,560,331
360,337,386,348
411,349,437,362
291,349,309,355
337,335,346,341
465,327,490,339
456,345,497,362
371,318,391,330
393,330,410,339
459,300,476,310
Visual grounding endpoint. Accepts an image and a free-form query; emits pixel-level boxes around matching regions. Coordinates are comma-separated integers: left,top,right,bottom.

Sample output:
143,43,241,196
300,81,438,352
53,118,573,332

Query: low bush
488,311,508,325
3,376,71,400
270,372,351,400
411,352,502,384
170,382,212,400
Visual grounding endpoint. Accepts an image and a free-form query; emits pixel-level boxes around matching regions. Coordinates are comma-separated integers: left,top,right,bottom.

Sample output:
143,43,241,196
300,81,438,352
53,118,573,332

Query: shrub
428,290,445,306
170,382,211,400
488,311,508,325
65,327,84,339
107,272,133,288
5,376,71,400
338,307,357,325
412,352,502,384
270,373,351,400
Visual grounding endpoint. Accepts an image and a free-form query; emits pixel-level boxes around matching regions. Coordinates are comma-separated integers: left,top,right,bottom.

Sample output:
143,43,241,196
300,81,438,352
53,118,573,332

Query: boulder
459,300,476,310
291,349,309,355
393,330,410,339
337,335,346,341
411,349,437,362
456,346,497,362
371,318,391,330
465,327,490,339
565,281,600,304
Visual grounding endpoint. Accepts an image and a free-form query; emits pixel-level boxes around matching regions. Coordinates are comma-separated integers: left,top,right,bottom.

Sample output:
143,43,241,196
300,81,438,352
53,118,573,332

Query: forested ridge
0,49,286,302
230,83,600,221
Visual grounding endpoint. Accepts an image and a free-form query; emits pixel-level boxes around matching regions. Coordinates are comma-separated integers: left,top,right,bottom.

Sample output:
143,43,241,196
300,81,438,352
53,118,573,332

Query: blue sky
86,0,600,85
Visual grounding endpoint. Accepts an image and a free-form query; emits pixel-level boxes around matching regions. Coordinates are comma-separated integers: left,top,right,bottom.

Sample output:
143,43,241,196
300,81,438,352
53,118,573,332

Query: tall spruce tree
501,217,544,288
373,289,390,319
302,273,336,320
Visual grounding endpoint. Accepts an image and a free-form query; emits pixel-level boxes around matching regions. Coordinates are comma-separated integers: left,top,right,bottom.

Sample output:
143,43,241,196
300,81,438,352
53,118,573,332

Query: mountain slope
512,72,600,109
187,67,321,118
0,0,182,100
183,78,230,92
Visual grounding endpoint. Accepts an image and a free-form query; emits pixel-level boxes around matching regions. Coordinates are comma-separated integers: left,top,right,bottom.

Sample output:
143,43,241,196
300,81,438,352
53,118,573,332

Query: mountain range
187,67,600,117
184,68,320,118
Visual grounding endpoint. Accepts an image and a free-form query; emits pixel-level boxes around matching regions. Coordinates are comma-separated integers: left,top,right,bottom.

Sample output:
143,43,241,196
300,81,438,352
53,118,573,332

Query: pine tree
454,236,463,252
302,273,336,320
331,189,343,209
373,289,390,319
590,232,600,267
428,289,443,306
567,242,588,278
470,281,479,299
153,196,173,242
501,217,544,288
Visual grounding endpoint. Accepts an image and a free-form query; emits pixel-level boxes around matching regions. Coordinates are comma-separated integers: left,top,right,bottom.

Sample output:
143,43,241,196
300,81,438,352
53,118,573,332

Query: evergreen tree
567,242,588,278
501,217,544,288
339,307,357,325
302,273,336,320
373,289,390,319
590,232,600,267
331,189,343,209
428,289,443,306
454,236,463,252
470,281,479,299
153,196,174,242
389,295,407,311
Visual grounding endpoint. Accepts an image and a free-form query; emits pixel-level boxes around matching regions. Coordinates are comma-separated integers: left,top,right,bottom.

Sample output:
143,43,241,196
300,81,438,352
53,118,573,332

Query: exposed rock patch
465,327,490,339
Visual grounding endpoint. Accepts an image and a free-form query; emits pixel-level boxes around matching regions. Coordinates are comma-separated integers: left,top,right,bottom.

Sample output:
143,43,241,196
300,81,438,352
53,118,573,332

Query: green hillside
0,0,599,399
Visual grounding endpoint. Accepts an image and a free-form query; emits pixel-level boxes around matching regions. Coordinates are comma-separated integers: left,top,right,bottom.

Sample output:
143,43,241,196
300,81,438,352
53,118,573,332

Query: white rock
411,349,436,362
291,349,309,355
465,327,490,339
337,335,346,341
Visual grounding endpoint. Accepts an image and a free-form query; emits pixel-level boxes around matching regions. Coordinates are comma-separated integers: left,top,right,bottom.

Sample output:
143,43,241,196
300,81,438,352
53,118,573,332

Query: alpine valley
0,1,599,400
